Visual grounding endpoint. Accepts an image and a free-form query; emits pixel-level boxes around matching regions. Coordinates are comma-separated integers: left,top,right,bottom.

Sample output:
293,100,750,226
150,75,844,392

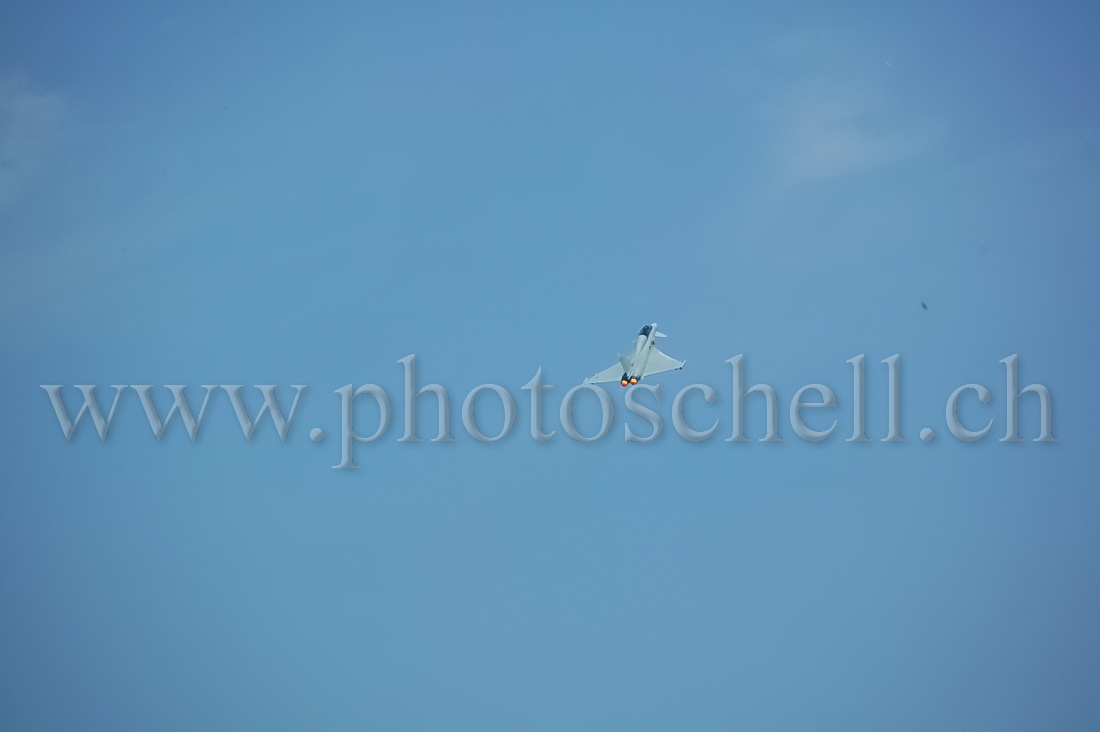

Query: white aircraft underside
584,323,686,386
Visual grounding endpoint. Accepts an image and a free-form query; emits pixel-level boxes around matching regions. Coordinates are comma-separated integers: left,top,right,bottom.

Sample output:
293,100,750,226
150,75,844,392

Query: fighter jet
584,323,686,387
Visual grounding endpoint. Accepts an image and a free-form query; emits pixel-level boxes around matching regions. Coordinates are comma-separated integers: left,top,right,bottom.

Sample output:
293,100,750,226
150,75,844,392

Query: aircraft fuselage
621,323,659,386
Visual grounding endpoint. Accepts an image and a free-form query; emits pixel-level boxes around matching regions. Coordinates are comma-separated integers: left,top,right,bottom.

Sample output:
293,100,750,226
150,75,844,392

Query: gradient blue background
2,2,1099,729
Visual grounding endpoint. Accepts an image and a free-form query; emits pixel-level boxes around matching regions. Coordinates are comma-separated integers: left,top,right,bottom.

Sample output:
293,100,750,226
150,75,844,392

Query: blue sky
2,2,1099,729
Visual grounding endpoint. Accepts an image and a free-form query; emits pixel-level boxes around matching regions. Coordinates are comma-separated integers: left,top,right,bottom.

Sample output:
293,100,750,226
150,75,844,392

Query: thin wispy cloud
0,72,66,208
759,29,942,186
775,79,935,182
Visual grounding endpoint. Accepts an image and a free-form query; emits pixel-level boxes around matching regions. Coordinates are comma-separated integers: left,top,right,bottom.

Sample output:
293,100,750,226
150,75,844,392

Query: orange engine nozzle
620,379,629,387
629,377,638,384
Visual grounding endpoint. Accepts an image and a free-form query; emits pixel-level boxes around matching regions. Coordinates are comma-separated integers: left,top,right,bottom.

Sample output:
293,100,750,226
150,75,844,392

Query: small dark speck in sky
921,301,928,310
